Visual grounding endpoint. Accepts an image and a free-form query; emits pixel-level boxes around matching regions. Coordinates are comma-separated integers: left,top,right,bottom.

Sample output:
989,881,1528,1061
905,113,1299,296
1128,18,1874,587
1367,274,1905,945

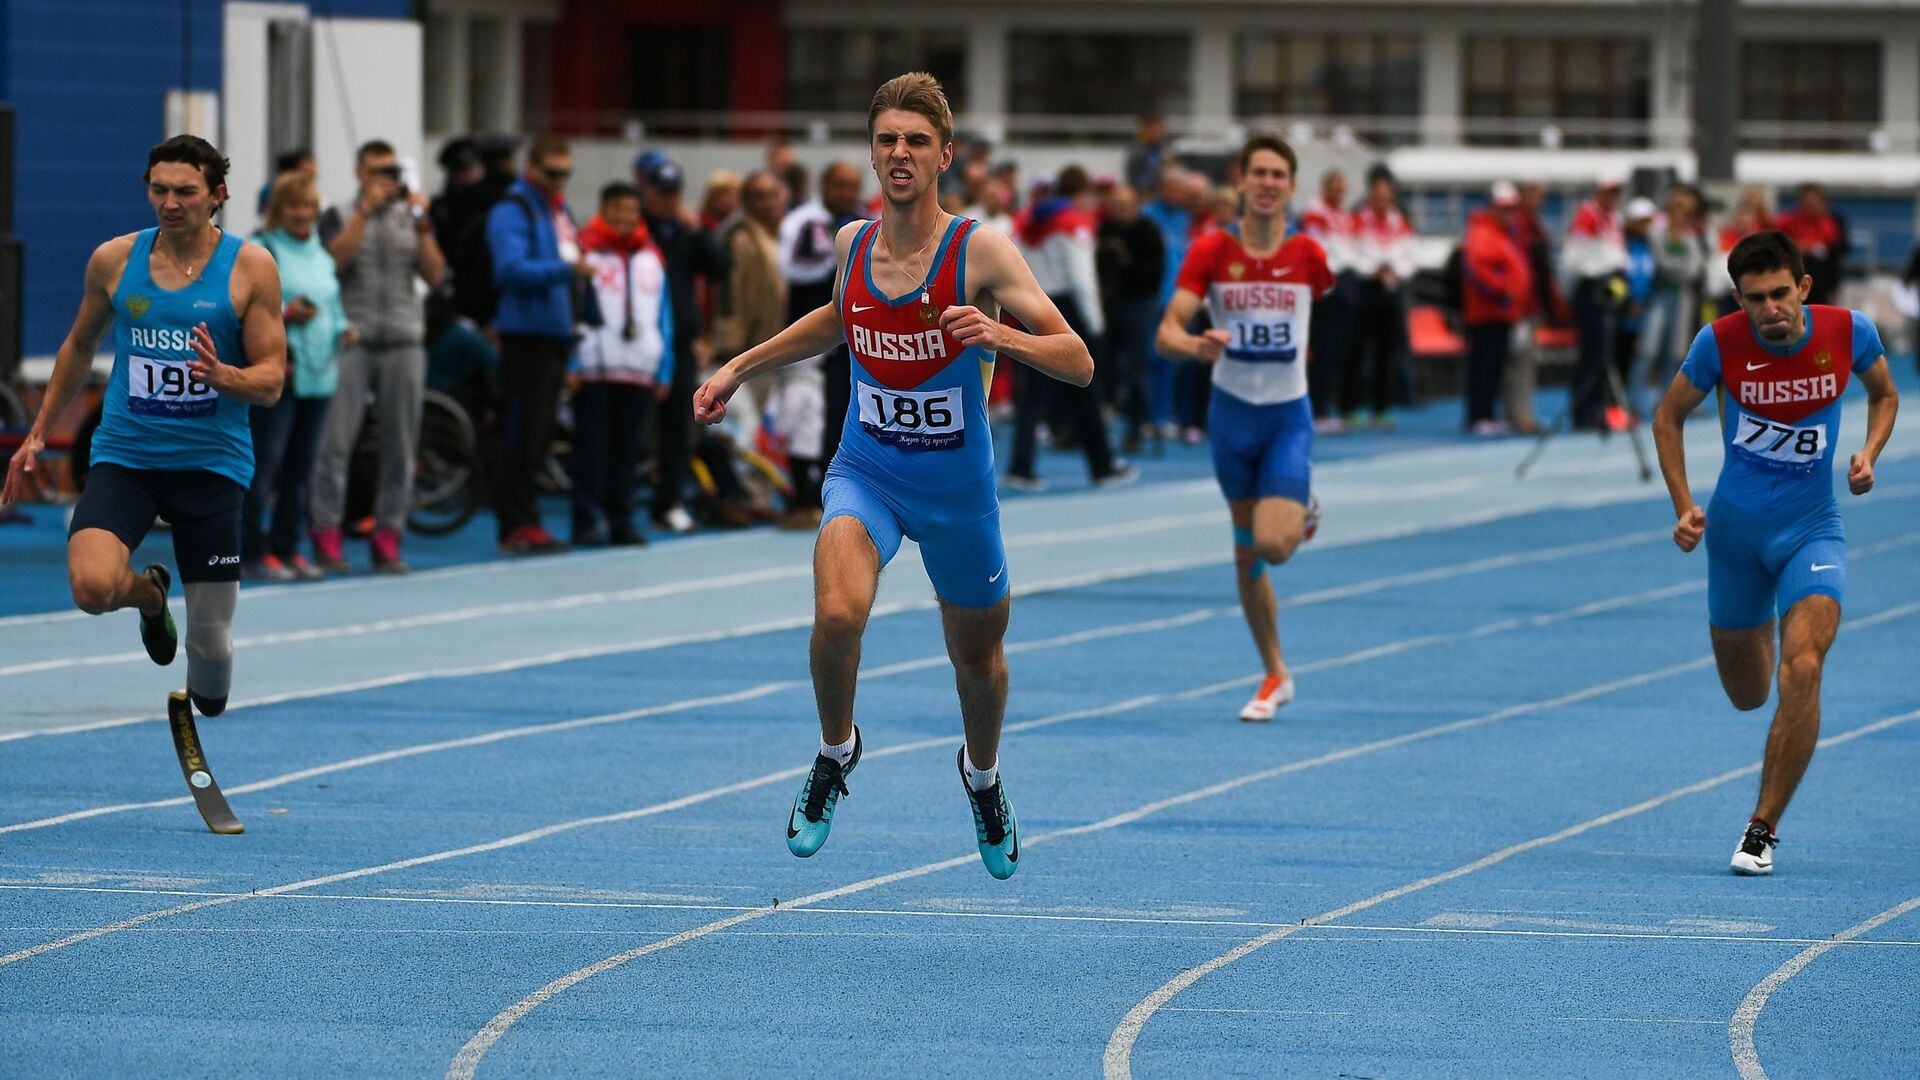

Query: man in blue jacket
488,133,586,554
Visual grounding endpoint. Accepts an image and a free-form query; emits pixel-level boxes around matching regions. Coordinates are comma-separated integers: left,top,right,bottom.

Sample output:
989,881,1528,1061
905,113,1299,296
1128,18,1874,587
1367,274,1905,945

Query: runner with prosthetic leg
3,137,287,833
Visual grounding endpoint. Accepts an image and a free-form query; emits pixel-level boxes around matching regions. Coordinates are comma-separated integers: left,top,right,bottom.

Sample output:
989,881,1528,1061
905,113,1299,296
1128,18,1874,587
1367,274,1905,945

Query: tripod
1515,350,1654,483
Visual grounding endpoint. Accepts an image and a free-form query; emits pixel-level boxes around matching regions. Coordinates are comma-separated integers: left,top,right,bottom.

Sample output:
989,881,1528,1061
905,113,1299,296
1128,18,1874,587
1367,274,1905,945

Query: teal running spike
787,727,860,857
957,749,1019,880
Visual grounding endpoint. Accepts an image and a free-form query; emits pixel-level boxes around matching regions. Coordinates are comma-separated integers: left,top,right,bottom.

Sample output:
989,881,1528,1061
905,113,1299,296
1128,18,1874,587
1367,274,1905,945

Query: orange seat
1407,305,1465,358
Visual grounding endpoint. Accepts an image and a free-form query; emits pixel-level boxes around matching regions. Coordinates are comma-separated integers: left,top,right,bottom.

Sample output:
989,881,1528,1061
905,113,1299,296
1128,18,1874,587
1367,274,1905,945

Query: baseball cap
638,155,684,193
1490,180,1520,207
1625,196,1658,221
1595,169,1627,190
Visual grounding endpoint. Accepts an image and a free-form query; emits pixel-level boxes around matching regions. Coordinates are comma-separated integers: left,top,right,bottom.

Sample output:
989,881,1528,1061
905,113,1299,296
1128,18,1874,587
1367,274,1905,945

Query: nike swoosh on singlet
1745,361,1775,371
851,303,875,313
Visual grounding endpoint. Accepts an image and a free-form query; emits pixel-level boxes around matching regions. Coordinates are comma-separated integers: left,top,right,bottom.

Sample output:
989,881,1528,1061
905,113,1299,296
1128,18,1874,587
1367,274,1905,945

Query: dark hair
1237,134,1297,178
1726,229,1806,286
527,134,571,166
274,149,313,174
1365,163,1396,189
1055,164,1091,198
356,139,397,165
144,135,229,193
599,181,641,206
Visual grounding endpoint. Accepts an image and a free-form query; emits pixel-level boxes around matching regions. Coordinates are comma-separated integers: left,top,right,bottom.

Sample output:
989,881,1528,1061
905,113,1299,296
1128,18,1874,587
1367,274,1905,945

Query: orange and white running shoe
1238,676,1296,722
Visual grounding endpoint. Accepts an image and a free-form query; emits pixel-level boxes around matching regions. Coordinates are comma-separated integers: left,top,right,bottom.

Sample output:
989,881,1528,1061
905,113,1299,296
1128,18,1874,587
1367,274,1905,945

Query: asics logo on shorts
207,554,240,567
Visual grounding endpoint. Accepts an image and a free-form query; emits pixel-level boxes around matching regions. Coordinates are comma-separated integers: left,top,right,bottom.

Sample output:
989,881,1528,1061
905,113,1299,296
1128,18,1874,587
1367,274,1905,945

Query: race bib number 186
857,379,964,451
128,354,216,418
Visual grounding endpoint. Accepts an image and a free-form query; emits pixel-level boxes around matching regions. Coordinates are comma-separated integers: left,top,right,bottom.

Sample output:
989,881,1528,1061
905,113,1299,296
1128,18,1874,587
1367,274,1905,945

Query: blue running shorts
1704,494,1845,630
821,463,1009,608
1206,389,1313,505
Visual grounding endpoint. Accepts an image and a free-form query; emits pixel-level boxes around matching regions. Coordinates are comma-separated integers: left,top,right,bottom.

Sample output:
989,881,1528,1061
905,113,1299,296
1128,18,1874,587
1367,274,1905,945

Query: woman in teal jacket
244,172,350,580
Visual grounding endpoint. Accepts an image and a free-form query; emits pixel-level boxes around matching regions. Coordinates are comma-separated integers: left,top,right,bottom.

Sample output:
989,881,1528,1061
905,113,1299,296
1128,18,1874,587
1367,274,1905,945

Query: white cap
1596,168,1628,190
1490,180,1520,206
1625,196,1658,221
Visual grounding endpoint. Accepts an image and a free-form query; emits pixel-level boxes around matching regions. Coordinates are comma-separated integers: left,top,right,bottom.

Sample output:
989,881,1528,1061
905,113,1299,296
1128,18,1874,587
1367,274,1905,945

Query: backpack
451,191,538,326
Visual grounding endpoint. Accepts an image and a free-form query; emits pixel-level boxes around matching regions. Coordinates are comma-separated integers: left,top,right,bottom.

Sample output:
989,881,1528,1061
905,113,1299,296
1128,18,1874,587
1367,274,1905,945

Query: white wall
222,2,307,232
312,18,425,211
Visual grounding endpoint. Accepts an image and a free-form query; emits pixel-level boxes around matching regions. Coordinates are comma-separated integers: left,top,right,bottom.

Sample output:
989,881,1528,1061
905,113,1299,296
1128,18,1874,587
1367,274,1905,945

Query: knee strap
184,581,237,716
1233,524,1266,582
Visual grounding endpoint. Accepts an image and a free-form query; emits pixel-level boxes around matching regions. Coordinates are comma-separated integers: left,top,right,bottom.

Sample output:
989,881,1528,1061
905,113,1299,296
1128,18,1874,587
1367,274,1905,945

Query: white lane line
1101,698,1920,1080
0,609,1212,835
448,616,1920,1080
1728,893,1920,1080
11,884,1920,952
0,524,1690,826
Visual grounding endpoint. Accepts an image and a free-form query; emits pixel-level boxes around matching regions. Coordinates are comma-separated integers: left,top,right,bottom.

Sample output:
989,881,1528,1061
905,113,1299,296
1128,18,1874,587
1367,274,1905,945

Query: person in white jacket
570,182,674,545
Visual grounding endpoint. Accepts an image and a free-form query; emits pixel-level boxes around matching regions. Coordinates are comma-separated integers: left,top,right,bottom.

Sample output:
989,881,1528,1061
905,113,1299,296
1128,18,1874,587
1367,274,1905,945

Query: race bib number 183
857,379,964,451
128,354,216,418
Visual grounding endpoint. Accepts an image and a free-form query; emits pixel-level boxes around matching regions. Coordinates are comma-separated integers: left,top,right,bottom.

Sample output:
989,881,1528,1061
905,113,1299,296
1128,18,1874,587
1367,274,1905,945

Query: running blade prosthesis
167,691,243,834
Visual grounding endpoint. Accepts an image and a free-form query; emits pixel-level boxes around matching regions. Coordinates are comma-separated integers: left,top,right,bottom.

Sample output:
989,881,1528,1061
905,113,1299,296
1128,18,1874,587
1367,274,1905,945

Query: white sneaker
1730,821,1777,875
1004,473,1048,493
1238,676,1296,722
1094,462,1140,489
656,505,696,534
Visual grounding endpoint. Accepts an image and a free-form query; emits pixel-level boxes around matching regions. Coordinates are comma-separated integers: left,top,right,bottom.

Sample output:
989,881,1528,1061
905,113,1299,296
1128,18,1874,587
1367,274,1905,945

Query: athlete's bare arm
191,242,286,408
2,236,133,506
1652,372,1711,551
1848,355,1898,495
694,220,862,425
941,226,1091,386
1154,288,1231,363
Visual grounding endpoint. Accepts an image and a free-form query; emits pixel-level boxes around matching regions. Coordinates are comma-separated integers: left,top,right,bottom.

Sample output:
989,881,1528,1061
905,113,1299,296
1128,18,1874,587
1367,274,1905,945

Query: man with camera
310,139,446,573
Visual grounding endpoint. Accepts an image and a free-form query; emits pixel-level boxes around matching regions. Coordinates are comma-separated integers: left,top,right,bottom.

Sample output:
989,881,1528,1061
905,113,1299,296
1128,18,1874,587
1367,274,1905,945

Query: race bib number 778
1733,414,1826,469
128,354,217,418
857,379,964,452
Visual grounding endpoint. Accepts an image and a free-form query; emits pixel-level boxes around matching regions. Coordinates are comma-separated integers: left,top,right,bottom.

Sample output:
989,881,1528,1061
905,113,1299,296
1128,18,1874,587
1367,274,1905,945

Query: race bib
857,379,964,451
1733,414,1826,470
1223,315,1301,363
128,354,216,418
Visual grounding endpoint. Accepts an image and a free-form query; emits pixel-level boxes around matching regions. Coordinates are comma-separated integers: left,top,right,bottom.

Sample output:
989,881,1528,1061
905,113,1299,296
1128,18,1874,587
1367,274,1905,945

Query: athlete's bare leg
939,595,1011,770
1709,621,1775,711
1752,595,1840,827
810,516,882,745
1229,496,1306,679
68,528,163,617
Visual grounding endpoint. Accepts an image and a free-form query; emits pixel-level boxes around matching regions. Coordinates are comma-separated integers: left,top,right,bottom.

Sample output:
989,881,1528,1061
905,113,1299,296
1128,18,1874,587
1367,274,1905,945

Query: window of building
1236,34,1421,145
786,29,967,114
1009,32,1190,121
626,25,732,129
1741,41,1879,150
1464,37,1650,146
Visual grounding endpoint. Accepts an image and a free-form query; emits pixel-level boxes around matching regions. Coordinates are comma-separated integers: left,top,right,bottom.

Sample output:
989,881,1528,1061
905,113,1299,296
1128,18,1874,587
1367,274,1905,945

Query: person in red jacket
1460,182,1534,434
1773,183,1849,305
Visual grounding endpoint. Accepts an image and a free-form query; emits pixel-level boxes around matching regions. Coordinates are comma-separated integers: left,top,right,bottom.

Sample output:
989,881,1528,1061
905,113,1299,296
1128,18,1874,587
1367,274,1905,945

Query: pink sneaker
370,527,409,574
311,527,350,574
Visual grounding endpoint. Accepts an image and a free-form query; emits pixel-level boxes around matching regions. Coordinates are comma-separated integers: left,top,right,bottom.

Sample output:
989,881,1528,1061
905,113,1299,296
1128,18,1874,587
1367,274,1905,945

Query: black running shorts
69,464,246,583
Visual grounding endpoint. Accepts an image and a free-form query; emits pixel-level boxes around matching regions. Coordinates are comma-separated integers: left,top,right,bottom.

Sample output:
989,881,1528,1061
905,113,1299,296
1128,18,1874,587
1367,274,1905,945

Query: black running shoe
787,727,861,857
140,564,178,666
957,749,1020,880
1731,820,1777,875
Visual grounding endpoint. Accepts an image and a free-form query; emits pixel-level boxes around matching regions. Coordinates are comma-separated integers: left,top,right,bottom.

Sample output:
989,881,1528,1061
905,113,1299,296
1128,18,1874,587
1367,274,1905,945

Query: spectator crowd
229,121,1859,581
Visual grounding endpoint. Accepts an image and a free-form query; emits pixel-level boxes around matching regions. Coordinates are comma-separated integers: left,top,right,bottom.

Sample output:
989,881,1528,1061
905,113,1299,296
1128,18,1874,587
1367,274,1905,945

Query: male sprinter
1155,135,1334,722
1652,230,1897,875
3,136,285,778
694,73,1092,879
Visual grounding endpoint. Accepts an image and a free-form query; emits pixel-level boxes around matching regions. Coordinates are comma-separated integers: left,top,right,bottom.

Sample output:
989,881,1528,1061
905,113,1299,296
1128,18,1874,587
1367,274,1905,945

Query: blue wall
1,0,410,359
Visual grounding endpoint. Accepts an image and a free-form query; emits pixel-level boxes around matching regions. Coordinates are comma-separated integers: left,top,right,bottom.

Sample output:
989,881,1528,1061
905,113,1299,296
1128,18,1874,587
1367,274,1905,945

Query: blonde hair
264,172,320,232
868,72,953,146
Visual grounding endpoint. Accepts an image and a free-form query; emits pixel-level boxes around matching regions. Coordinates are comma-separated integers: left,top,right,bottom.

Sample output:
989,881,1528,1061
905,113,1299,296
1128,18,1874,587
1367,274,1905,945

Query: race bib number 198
128,354,216,418
857,379,964,451
1734,414,1826,469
